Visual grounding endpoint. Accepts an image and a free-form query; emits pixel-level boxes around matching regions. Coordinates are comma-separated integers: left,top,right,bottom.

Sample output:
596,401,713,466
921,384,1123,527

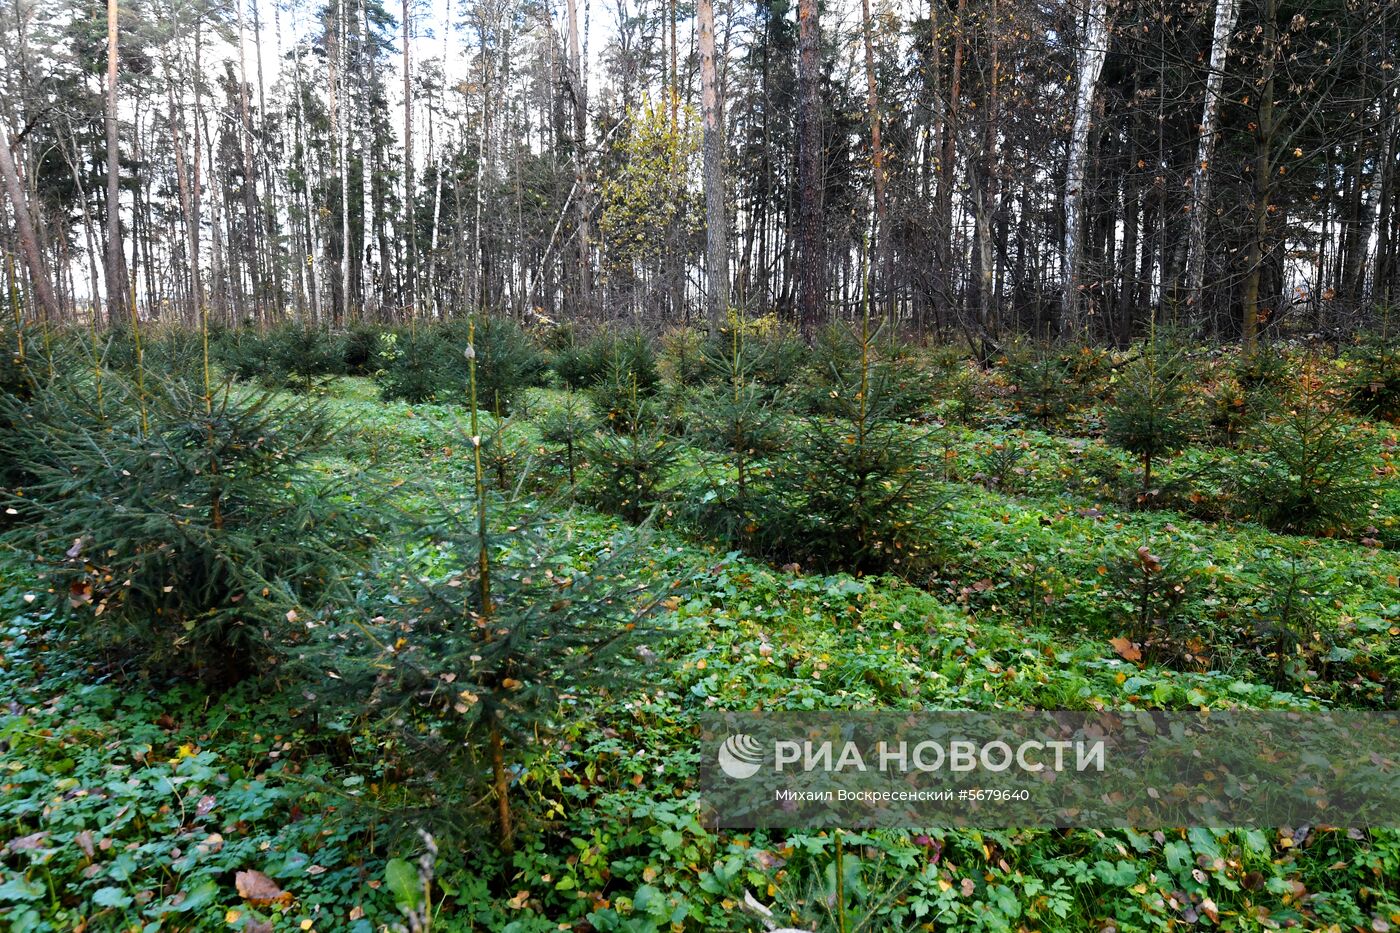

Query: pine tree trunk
1241,0,1277,349
403,0,417,320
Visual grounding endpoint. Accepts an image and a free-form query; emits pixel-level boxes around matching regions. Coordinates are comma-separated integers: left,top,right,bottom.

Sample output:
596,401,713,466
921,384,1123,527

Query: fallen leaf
235,870,291,908
1110,637,1142,662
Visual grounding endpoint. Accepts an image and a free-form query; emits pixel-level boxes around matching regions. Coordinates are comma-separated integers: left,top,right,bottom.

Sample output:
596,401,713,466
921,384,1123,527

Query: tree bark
1184,0,1240,306
795,0,823,338
698,0,728,327
1240,0,1277,349
565,0,591,319
0,129,62,322
860,0,885,318
1061,0,1110,337
105,0,130,323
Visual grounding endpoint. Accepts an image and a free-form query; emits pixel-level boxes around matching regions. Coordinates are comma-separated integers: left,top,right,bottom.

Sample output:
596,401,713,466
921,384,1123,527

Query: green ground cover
3,330,1399,932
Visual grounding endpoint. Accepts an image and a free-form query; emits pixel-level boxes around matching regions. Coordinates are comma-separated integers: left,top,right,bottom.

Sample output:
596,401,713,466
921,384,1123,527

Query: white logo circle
718,733,764,779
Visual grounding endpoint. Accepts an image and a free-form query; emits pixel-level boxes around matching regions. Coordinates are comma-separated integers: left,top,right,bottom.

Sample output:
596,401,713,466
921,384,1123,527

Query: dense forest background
1,0,1397,344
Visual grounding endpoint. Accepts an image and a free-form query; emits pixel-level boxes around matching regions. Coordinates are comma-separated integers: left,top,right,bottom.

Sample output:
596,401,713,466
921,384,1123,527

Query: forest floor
3,361,1400,932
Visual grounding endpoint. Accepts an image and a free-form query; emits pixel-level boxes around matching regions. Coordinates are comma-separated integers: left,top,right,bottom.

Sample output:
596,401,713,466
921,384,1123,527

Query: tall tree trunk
1061,0,1110,336
795,0,823,338
105,0,130,323
565,0,591,319
0,128,62,321
860,0,884,315
236,0,262,317
1240,0,1277,349
935,0,964,323
698,0,728,327
403,0,417,320
335,0,351,322
358,0,376,319
1184,0,1240,306
165,71,202,316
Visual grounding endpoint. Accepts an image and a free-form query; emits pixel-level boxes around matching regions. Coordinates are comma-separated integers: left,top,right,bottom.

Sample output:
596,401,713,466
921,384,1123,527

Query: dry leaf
1110,637,1142,662
235,869,291,908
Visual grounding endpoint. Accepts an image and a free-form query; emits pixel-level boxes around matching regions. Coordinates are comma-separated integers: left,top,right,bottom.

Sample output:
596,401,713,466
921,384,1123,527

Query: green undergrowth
3,376,1400,932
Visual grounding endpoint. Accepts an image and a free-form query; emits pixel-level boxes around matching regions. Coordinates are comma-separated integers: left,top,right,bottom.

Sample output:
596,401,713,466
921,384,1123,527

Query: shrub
681,339,785,546
307,507,667,852
1234,373,1377,536
582,401,677,524
1003,348,1077,428
374,327,453,403
762,321,947,576
307,335,667,851
553,329,659,394
797,322,934,421
342,325,381,375
215,325,346,390
1107,542,1203,667
1105,341,1196,495
0,325,40,509
1346,336,1400,422
657,327,708,387
1,370,355,685
1201,374,1253,446
703,326,806,393
538,392,595,493
441,316,549,410
1246,550,1337,687
1232,343,1291,392
375,318,547,411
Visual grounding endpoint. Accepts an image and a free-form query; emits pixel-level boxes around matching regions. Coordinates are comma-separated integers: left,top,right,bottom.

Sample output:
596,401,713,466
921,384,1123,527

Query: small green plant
1248,550,1336,686
1346,335,1400,422
312,326,669,853
1004,348,1076,428
1235,371,1376,536
683,333,785,546
1105,340,1196,495
538,391,595,493
2,369,354,685
1109,542,1202,667
764,318,947,576
583,382,677,524
1233,343,1291,392
974,440,1028,493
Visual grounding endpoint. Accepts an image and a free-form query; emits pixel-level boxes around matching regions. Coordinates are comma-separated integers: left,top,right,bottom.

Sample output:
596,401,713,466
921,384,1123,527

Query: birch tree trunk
358,0,376,319
697,0,727,326
334,0,351,322
1061,0,1110,336
1184,0,1240,306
